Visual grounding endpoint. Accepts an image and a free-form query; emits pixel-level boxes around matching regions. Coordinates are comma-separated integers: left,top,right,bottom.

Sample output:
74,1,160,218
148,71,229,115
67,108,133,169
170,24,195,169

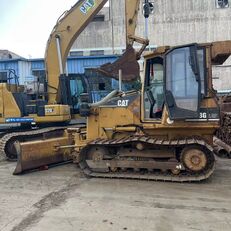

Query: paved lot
0,159,231,231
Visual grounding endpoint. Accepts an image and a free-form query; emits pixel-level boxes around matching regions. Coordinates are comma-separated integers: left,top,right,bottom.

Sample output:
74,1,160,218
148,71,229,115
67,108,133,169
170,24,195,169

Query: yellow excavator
0,0,147,161
13,2,231,181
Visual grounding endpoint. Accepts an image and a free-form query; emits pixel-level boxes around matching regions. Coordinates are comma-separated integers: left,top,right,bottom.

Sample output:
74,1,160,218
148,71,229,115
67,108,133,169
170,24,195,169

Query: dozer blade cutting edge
95,45,140,82
13,137,73,175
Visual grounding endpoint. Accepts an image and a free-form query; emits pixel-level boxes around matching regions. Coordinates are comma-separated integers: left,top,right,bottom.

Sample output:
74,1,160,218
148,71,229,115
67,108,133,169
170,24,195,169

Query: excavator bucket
95,45,140,82
13,137,73,175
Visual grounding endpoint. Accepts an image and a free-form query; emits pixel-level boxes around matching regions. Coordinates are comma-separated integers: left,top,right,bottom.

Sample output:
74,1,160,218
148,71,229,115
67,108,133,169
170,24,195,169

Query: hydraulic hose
89,90,119,107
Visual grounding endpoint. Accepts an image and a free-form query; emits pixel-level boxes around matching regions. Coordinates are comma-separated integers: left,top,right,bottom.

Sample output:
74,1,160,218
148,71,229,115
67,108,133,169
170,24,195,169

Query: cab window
144,57,164,120
165,46,201,119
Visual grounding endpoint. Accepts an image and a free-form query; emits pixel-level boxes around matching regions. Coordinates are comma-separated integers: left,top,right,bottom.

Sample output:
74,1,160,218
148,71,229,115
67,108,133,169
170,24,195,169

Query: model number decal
80,0,95,14
199,112,207,119
45,108,54,113
117,100,129,107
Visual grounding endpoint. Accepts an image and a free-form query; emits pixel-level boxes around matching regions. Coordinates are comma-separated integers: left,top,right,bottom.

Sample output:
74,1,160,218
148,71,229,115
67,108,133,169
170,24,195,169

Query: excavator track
0,126,75,161
79,136,215,182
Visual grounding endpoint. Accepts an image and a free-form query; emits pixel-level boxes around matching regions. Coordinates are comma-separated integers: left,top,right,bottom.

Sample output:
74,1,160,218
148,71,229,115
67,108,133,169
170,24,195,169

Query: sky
0,0,109,58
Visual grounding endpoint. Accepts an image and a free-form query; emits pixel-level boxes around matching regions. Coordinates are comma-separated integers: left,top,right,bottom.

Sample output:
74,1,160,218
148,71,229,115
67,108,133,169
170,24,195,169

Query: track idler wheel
88,146,106,161
85,146,110,173
5,139,18,160
180,146,208,173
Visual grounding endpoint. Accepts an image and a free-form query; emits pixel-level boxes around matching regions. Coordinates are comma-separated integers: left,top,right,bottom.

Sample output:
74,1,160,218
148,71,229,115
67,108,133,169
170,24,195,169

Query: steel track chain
79,136,216,182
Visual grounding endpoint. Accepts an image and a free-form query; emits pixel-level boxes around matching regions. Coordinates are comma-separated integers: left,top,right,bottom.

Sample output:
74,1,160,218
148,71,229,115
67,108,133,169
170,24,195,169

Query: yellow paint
0,83,21,118
0,83,71,124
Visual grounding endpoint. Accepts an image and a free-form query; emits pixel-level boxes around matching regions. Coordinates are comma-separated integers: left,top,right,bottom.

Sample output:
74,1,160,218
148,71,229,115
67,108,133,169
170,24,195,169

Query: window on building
216,0,229,8
92,15,105,22
0,71,8,83
90,50,104,56
98,83,106,90
70,51,84,56
32,70,45,83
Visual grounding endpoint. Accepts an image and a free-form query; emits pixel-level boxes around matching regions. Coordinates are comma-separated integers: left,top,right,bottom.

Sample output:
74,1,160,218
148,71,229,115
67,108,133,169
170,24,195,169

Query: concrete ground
0,159,231,231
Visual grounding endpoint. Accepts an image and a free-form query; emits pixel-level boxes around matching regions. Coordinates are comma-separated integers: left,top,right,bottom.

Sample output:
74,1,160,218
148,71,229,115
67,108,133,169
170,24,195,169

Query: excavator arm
125,0,149,58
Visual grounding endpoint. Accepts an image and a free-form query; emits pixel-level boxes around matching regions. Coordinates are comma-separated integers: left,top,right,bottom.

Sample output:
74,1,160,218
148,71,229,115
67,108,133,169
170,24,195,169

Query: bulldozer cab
143,44,206,121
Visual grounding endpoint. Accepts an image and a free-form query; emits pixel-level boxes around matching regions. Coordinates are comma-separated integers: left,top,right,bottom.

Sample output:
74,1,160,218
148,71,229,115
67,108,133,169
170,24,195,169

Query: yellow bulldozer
14,39,231,182
3,0,230,182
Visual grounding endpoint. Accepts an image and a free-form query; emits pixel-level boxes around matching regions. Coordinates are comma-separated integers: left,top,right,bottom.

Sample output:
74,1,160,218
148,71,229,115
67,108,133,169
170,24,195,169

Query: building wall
0,59,32,85
31,59,44,70
0,55,118,84
213,63,231,92
0,60,19,75
67,56,117,73
18,61,32,84
71,4,126,55
144,0,231,46
0,60,20,84
73,0,231,49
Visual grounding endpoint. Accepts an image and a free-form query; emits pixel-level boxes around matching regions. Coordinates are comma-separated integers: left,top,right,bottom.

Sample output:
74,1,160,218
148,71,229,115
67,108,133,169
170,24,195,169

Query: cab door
164,45,201,119
143,57,165,121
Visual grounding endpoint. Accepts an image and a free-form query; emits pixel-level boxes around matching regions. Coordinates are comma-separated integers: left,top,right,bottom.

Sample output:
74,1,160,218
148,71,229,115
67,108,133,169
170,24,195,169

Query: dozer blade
95,44,140,82
13,137,73,175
